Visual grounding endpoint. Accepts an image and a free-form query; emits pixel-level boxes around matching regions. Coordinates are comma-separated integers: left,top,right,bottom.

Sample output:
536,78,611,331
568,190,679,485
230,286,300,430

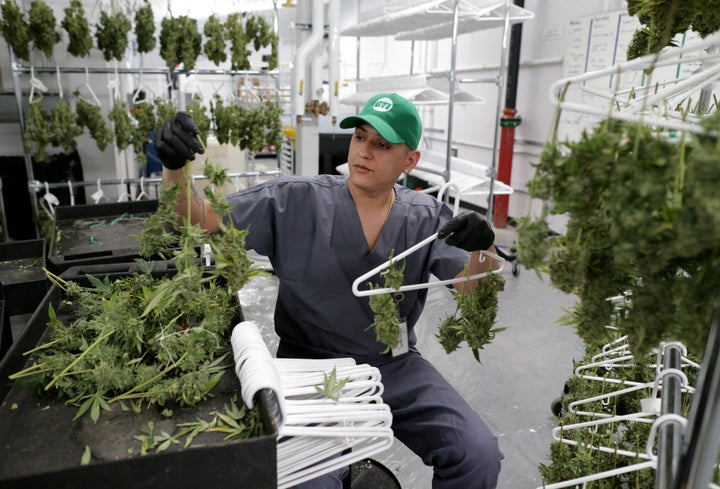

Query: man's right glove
154,112,204,170
437,212,495,252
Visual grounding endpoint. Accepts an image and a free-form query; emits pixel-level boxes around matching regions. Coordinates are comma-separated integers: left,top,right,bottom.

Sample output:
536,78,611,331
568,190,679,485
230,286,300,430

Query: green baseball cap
340,93,422,150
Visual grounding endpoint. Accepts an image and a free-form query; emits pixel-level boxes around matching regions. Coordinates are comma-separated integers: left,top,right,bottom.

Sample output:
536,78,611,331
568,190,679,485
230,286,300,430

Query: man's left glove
155,112,204,170
438,212,495,251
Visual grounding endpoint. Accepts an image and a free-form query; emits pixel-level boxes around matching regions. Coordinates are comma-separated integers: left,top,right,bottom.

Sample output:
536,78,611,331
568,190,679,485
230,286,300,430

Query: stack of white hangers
231,321,394,489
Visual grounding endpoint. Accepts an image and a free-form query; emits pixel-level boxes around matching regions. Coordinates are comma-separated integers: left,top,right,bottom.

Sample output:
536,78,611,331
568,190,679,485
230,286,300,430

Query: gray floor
240,226,586,489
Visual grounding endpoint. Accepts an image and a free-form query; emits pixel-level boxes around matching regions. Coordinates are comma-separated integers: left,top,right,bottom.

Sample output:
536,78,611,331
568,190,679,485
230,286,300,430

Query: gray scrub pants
290,351,503,489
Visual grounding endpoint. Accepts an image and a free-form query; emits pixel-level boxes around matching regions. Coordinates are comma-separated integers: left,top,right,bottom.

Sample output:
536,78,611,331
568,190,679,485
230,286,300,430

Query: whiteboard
557,10,701,143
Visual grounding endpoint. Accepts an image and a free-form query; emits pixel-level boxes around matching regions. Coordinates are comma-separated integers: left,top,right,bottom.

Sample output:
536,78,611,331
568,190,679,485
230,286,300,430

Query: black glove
154,112,204,170
437,212,495,251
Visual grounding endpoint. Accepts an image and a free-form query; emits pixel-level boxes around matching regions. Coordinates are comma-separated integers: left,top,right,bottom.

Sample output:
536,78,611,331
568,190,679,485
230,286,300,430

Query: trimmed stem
44,329,116,391
109,352,187,403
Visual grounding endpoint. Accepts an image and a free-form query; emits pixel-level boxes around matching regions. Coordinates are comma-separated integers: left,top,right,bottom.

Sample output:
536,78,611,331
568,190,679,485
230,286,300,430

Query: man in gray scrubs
156,93,503,489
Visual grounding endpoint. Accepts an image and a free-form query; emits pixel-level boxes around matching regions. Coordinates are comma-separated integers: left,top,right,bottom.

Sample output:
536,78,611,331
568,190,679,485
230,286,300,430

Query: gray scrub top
226,174,469,359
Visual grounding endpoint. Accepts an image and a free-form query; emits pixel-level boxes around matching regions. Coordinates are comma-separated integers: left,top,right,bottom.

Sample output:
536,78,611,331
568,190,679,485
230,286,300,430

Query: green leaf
314,367,350,402
86,274,113,295
81,445,92,465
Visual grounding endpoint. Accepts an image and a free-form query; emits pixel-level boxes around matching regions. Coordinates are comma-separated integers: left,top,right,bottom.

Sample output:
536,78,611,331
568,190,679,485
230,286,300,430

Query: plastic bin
0,239,47,316
0,239,48,355
0,266,278,489
47,200,161,274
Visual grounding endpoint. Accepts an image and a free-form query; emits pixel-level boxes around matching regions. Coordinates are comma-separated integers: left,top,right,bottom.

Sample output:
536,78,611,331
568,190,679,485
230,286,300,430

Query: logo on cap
372,97,394,112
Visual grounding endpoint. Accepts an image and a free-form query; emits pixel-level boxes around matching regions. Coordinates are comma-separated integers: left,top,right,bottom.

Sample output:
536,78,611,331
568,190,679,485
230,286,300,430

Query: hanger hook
56,66,63,99
67,180,75,206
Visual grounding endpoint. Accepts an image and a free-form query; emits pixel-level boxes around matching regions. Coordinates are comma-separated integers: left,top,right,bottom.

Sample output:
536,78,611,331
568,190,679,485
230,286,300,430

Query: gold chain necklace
386,188,395,218
364,188,395,251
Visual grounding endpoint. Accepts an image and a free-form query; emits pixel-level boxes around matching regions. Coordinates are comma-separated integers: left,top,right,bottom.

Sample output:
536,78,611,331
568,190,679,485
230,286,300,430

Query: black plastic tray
0,239,47,317
0,267,278,489
47,201,161,274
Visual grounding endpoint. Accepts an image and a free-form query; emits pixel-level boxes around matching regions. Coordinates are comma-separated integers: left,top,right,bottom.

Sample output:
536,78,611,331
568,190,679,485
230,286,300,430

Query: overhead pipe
493,0,524,228
328,0,341,125
292,0,324,126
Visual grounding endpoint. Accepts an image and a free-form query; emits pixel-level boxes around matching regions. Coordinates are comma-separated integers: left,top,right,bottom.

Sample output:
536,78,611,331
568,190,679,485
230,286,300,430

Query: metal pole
0,178,7,242
656,343,683,489
12,64,274,77
444,0,460,184
10,54,41,238
485,0,513,224
673,296,720,489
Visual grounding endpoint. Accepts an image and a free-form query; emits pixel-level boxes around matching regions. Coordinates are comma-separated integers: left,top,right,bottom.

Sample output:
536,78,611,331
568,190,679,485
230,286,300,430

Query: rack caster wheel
551,397,563,417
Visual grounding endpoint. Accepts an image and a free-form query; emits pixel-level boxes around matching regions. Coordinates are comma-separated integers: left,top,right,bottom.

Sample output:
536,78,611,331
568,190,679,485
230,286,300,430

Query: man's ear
404,149,421,174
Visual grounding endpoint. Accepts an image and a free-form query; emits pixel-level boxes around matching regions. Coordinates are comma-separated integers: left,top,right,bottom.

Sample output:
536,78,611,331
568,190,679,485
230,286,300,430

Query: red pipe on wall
493,0,524,229
494,109,521,228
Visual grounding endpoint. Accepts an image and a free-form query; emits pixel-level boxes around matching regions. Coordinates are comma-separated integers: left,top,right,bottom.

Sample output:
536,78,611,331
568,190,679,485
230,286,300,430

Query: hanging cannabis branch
95,10,132,62
518,113,720,358
437,268,506,363
61,0,93,58
626,0,720,60
203,14,227,66
368,253,404,351
1,0,31,61
134,0,156,55
28,0,59,58
159,14,202,71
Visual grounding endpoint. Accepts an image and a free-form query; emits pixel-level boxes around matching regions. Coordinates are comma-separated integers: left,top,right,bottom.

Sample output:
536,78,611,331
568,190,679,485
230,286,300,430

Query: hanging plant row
517,111,720,360
23,92,283,164
0,0,278,71
211,95,283,152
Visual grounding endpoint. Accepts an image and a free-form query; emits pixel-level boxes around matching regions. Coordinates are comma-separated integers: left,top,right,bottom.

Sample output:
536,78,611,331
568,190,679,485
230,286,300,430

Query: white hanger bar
548,31,720,135
55,67,64,99
27,170,282,194
83,67,102,106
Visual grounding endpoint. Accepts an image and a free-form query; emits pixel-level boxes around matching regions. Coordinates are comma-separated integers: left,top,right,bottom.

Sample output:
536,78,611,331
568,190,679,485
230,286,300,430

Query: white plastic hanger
80,67,102,107
28,66,47,103
352,233,505,297
539,414,690,489
353,182,505,297
136,176,149,201
230,321,395,489
548,31,720,136
132,68,155,105
117,178,130,202
436,181,462,215
55,66,64,100
91,179,109,204
40,181,59,219
67,180,75,206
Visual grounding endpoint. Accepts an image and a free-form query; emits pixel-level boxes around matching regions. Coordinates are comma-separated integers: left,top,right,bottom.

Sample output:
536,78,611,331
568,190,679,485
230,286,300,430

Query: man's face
347,123,419,192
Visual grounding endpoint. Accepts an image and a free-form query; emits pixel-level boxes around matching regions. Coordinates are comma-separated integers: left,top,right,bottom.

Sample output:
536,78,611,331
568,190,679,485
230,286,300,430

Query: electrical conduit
292,0,324,125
